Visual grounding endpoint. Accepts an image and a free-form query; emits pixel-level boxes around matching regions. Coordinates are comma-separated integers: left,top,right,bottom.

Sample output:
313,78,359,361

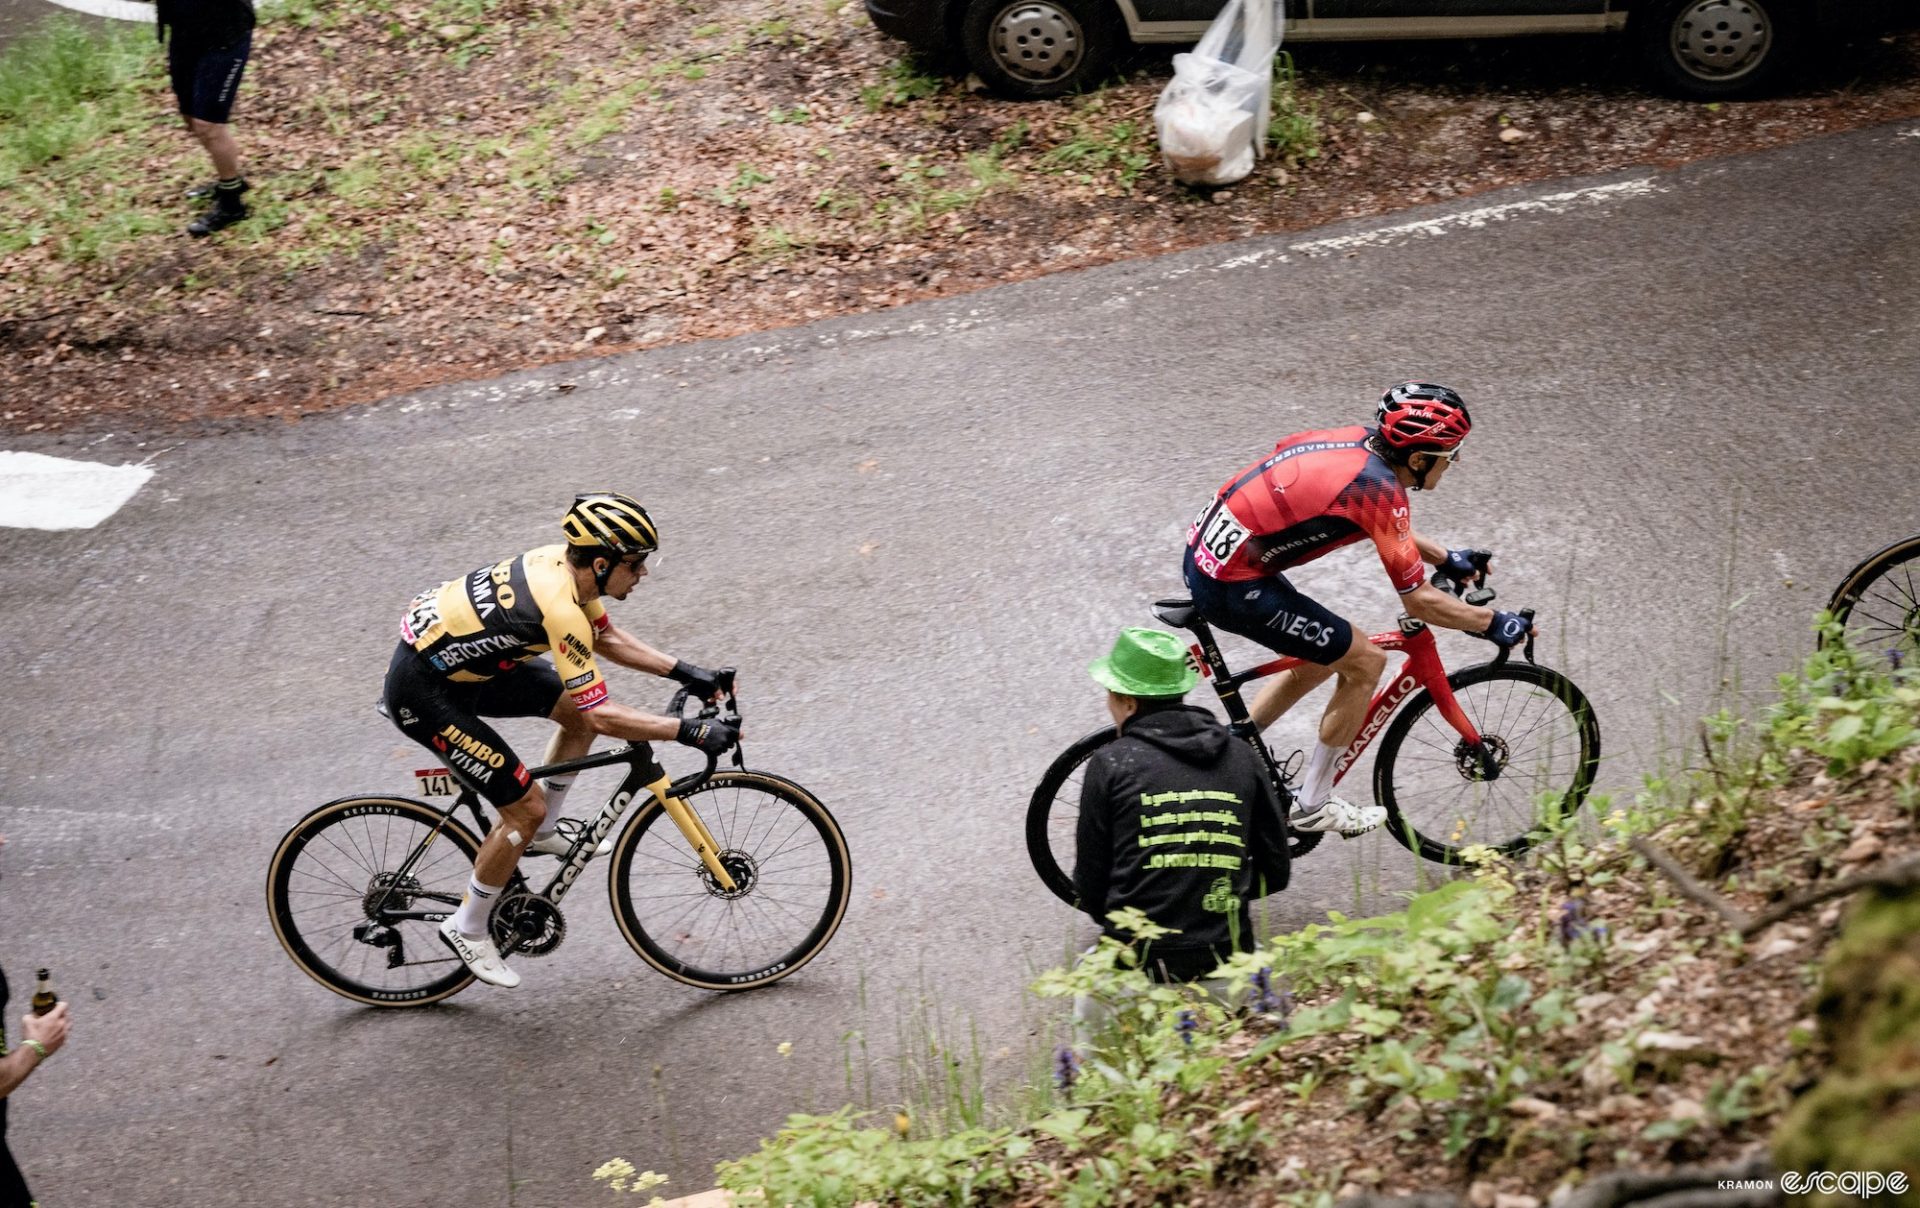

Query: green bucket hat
1088,627,1197,698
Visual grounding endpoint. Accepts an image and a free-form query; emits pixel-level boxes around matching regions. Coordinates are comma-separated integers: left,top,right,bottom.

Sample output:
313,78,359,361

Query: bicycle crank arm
647,774,738,892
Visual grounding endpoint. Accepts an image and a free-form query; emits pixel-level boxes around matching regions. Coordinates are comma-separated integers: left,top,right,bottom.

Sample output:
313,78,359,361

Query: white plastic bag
1154,0,1286,186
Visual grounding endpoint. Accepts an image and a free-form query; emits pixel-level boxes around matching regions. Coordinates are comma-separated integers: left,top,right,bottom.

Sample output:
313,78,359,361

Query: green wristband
21,1039,48,1061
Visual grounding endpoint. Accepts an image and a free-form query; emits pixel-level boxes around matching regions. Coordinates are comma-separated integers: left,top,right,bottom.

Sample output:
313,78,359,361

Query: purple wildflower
1052,1045,1081,1092
1176,1009,1198,1047
1251,966,1279,1013
1556,897,1592,946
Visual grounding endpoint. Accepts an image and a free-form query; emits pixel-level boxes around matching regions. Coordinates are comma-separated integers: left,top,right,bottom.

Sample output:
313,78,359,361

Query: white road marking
0,450,155,530
350,175,1669,422
42,0,153,20
1290,179,1663,257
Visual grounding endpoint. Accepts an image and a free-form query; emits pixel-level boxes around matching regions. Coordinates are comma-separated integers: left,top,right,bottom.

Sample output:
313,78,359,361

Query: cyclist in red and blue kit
1183,383,1535,838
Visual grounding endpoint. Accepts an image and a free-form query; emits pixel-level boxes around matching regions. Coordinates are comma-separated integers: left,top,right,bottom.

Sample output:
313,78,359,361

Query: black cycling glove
676,717,739,757
668,660,724,702
1441,548,1490,583
1481,610,1532,648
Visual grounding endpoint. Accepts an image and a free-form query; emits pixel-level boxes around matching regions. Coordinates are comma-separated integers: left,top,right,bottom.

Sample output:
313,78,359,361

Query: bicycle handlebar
1431,561,1536,666
664,667,745,781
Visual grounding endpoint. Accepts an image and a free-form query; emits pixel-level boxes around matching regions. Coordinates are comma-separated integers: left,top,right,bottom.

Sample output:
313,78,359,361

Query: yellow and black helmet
563,492,659,556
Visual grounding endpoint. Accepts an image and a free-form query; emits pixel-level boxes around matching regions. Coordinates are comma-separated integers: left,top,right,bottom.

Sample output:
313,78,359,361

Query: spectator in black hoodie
157,0,257,236
1073,627,1289,1011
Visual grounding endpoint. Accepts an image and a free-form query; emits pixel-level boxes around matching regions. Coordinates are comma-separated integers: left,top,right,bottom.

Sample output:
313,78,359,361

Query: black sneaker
187,200,249,237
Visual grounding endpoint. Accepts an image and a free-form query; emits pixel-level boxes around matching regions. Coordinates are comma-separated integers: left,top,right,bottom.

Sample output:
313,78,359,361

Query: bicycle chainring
489,891,566,957
1455,735,1511,782
700,850,759,900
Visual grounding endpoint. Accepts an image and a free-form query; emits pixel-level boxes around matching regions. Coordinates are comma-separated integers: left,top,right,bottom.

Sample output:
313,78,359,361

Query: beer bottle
30,969,57,1016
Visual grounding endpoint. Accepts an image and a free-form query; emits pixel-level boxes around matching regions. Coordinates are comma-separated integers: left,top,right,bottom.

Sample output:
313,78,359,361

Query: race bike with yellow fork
267,672,850,1006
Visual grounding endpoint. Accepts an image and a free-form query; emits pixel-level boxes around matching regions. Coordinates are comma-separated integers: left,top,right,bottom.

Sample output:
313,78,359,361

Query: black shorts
1182,546,1355,666
169,32,251,124
381,642,562,809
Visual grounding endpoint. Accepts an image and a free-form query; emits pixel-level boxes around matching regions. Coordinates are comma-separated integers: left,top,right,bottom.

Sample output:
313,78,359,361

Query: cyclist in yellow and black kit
381,493,738,989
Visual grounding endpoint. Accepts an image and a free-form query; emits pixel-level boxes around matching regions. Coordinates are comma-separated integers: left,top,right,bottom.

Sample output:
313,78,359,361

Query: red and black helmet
1375,381,1472,456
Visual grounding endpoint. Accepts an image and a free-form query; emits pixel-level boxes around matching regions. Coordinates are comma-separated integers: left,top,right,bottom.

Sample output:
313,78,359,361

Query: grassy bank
618,626,1920,1205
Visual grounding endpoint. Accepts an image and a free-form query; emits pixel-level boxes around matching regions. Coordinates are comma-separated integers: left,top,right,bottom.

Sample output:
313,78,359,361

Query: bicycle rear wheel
1823,536,1920,668
266,796,482,1007
609,770,850,991
1027,726,1322,907
1373,661,1601,865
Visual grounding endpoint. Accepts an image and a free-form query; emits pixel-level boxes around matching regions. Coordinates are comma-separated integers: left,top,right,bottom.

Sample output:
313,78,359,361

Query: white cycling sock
533,774,578,838
1296,740,1340,813
451,875,506,938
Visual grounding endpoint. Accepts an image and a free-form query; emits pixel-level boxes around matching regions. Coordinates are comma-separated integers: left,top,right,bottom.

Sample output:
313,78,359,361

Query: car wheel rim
1670,0,1770,82
988,1,1084,85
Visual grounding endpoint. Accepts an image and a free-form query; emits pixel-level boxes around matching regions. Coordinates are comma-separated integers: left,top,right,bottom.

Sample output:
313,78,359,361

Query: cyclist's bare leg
1249,663,1335,730
470,783,547,889
1296,632,1387,813
530,698,595,835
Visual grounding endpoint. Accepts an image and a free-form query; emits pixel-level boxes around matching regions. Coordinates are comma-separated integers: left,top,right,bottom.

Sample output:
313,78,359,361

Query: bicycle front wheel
1374,661,1601,865
1823,536,1920,667
266,796,482,1007
609,770,850,991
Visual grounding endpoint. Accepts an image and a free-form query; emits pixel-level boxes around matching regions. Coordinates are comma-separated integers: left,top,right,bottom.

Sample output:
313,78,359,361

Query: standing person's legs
170,32,252,235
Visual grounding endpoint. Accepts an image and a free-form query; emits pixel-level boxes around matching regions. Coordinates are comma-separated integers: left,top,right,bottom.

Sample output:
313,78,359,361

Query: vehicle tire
1373,661,1601,865
266,796,483,1007
1821,535,1920,666
608,770,851,991
960,0,1121,99
1026,726,1323,908
1635,0,1805,100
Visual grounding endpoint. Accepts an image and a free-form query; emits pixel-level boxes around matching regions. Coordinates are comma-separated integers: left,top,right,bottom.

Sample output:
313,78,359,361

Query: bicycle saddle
1152,598,1198,629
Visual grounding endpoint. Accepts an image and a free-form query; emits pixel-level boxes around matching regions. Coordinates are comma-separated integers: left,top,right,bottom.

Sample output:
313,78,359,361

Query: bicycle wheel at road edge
1026,726,1325,908
1822,535,1920,668
608,769,851,991
267,796,483,1007
1373,660,1601,865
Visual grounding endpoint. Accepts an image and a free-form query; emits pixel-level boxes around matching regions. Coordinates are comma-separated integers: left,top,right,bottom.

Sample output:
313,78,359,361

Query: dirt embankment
4,2,1918,437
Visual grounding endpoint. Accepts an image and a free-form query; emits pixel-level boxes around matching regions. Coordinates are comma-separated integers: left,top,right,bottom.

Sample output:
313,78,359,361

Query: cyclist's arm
570,698,684,743
594,622,678,678
1401,581,1496,633
1410,531,1448,565
1247,773,1289,898
1072,757,1113,919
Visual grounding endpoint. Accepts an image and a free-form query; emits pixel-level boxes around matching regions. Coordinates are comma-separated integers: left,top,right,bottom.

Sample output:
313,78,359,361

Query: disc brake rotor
700,850,759,900
1455,734,1511,782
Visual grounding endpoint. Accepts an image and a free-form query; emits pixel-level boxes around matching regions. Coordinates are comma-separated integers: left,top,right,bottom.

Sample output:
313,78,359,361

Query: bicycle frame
1181,614,1497,788
365,743,735,929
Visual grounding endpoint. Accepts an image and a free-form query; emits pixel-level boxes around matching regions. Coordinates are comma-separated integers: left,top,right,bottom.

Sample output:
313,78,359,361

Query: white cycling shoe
523,829,610,858
438,918,522,988
1290,796,1387,839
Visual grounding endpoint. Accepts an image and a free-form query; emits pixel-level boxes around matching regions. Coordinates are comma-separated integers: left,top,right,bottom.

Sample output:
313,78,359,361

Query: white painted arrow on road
0,451,155,530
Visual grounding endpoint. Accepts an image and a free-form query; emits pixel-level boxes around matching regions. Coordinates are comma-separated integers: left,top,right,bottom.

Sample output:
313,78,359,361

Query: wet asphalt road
1,119,1917,1206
